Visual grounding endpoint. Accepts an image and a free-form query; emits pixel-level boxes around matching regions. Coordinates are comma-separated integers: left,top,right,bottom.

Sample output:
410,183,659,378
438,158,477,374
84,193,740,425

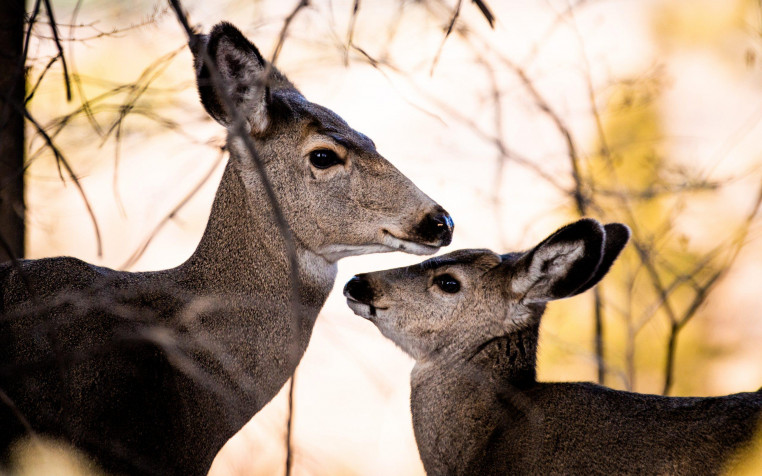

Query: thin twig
344,0,360,66
166,3,305,475
120,148,225,270
661,180,762,394
285,376,296,476
23,108,103,257
22,0,43,67
270,0,310,66
430,0,462,76
25,55,59,104
42,0,72,101
471,0,495,28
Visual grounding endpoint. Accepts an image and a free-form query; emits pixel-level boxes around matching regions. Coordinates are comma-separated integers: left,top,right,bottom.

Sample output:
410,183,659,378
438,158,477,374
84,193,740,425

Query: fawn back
344,219,762,475
0,22,452,475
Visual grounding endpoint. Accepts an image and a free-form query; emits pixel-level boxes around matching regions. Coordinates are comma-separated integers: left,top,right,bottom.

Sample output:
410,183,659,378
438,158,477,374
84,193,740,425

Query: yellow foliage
652,0,754,49
724,417,762,475
7,437,106,476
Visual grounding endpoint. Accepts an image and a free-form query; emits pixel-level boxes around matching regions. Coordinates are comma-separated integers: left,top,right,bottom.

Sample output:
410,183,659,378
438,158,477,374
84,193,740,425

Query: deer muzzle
344,274,385,319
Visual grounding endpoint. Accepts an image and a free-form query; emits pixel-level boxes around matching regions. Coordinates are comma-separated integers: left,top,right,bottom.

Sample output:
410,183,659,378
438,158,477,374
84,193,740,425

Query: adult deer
345,219,762,475
0,22,453,475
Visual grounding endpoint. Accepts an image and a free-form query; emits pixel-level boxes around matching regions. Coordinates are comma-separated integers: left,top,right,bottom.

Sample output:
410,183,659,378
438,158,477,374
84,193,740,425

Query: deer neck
182,156,336,297
412,324,539,401
160,154,336,415
466,323,539,387
410,325,540,475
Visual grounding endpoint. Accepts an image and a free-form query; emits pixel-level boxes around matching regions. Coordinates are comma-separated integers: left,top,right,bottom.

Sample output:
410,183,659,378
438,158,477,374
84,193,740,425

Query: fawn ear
570,223,630,296
508,220,630,302
194,22,271,133
508,219,608,303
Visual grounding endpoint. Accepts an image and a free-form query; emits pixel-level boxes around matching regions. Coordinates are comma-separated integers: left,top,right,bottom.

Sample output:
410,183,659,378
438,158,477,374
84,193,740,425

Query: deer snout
415,206,454,247
343,275,375,304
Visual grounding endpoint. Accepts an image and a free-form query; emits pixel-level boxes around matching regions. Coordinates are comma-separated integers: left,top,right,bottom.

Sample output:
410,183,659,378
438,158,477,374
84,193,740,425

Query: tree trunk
0,0,26,262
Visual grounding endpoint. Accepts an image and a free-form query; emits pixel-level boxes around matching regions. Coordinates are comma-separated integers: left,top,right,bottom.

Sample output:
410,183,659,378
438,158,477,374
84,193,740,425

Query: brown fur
345,219,762,475
0,22,452,475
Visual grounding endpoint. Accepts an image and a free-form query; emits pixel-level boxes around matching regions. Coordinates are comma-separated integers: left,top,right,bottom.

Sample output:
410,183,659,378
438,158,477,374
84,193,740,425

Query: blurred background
6,0,762,474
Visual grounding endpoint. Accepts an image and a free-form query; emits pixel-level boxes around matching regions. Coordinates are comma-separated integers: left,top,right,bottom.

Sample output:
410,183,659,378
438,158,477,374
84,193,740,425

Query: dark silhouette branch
166,2,309,475
23,108,103,257
42,0,72,101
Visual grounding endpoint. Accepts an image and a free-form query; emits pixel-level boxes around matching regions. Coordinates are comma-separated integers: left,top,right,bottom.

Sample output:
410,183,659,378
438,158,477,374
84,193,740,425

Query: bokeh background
13,0,762,474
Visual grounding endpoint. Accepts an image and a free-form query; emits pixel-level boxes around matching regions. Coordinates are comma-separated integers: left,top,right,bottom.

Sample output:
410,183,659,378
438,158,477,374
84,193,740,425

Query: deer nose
418,207,454,246
343,275,375,304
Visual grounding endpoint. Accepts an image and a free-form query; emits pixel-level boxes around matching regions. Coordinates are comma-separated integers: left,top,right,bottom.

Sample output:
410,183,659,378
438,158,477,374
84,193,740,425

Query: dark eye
434,274,460,294
309,149,342,169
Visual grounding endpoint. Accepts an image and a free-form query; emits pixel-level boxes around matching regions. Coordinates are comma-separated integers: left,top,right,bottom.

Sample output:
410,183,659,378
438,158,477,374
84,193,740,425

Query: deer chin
346,298,388,320
317,233,441,262
381,231,441,256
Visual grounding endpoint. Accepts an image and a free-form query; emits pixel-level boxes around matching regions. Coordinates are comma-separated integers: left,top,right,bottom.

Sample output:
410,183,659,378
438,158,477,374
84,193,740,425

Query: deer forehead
421,249,502,273
371,250,502,294
272,92,376,155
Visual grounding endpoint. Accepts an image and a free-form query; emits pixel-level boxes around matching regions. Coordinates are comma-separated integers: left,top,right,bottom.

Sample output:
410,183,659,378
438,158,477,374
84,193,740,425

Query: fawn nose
417,207,454,246
344,275,375,304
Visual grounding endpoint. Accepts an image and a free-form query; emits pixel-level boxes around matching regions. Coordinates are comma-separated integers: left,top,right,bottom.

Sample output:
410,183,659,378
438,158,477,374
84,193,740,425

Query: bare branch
270,0,310,66
166,2,309,475
471,0,495,28
42,0,72,101
25,54,58,104
344,0,360,66
430,0,463,76
285,376,296,476
23,108,103,257
120,148,225,270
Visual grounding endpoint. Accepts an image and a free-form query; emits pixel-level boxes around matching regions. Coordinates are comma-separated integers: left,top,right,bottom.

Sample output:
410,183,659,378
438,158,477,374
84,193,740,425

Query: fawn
345,218,762,475
0,22,452,475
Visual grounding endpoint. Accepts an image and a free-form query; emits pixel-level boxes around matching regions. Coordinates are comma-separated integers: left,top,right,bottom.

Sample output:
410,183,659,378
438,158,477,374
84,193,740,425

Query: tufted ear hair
193,22,279,134
505,219,629,303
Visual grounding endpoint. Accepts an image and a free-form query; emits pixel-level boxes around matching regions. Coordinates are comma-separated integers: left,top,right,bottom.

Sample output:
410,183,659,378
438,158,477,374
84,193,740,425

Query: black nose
417,207,454,246
343,275,375,304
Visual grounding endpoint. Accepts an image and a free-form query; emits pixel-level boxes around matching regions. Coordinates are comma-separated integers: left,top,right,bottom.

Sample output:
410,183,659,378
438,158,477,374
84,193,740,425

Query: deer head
344,219,630,361
193,23,453,262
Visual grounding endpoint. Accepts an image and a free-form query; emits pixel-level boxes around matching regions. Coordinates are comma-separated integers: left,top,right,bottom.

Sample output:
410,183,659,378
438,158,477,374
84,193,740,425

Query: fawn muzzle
344,274,385,318
344,275,375,304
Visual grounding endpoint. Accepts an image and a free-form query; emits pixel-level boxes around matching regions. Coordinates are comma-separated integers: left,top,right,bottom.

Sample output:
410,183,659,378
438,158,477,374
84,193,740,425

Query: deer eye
434,274,460,294
309,149,343,169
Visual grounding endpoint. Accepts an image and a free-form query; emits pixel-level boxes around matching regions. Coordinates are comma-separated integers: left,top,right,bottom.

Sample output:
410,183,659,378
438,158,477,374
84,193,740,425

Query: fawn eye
434,274,460,294
309,149,342,169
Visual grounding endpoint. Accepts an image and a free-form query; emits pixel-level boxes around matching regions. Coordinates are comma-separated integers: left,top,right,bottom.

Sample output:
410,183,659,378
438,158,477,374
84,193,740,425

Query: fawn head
193,23,453,261
344,219,630,360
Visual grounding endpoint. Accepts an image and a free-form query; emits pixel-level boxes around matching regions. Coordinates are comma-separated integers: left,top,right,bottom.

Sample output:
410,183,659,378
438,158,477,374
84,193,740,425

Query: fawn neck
412,322,540,393
467,323,539,387
410,323,540,475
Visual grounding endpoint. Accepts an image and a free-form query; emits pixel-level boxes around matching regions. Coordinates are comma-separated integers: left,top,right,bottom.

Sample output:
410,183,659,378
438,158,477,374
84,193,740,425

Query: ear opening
194,22,270,132
509,219,605,302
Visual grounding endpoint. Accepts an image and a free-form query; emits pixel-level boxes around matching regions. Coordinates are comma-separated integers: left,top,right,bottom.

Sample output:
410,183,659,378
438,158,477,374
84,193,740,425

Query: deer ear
508,219,606,303
194,22,270,133
569,223,630,295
